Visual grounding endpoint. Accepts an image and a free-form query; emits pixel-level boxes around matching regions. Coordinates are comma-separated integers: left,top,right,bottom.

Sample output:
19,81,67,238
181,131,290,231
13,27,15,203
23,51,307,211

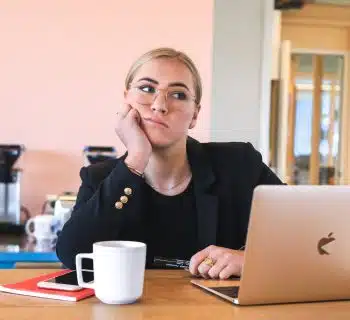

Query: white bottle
53,195,76,233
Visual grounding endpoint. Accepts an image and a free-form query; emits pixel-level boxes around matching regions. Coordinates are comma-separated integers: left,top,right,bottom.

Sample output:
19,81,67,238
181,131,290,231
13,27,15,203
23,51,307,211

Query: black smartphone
37,270,94,291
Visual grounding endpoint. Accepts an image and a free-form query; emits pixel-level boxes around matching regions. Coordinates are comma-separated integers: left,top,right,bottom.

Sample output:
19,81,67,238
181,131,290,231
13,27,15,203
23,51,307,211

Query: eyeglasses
128,82,197,108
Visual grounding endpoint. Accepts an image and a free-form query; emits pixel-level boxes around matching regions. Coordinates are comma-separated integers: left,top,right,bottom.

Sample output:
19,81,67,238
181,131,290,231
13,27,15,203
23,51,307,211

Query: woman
56,48,283,280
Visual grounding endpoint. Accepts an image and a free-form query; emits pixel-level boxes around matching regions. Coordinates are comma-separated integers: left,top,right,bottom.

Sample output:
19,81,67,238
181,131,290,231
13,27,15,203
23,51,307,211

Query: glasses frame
128,82,197,105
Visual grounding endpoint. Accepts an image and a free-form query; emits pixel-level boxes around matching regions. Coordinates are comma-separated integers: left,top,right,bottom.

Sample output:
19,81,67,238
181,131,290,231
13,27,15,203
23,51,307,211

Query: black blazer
56,137,283,269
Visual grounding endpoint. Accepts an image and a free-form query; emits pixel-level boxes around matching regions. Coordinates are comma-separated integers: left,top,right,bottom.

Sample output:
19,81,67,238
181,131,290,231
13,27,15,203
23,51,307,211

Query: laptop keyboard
209,286,240,298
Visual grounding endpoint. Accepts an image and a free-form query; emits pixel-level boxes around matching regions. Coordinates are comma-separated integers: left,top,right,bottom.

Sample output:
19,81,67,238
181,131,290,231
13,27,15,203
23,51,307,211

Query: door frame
290,48,349,185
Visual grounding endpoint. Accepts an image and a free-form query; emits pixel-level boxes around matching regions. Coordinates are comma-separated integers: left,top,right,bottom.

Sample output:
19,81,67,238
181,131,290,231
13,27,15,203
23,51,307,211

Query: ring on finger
203,257,215,267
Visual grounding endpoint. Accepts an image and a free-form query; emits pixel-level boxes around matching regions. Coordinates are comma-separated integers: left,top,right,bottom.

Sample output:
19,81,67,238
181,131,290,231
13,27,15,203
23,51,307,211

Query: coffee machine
83,146,116,166
0,144,25,232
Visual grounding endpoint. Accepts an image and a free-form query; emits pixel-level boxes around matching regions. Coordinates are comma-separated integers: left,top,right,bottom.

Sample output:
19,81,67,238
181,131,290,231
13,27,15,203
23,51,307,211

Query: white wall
210,0,275,162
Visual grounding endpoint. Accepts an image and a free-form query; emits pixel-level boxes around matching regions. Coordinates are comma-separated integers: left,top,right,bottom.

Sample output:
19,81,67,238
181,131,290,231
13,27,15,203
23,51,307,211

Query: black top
56,137,284,269
147,180,198,262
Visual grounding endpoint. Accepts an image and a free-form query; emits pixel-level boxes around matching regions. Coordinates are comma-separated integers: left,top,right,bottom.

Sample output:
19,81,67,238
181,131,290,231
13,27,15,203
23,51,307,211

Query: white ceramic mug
33,238,56,252
25,214,57,240
76,241,147,305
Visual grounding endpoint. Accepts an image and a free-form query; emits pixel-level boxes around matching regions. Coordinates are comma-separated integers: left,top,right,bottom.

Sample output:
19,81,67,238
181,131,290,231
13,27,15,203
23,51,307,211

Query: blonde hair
125,48,202,104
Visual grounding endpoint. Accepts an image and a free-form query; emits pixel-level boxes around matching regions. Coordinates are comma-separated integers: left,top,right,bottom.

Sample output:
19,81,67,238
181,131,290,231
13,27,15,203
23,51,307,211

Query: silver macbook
192,185,350,305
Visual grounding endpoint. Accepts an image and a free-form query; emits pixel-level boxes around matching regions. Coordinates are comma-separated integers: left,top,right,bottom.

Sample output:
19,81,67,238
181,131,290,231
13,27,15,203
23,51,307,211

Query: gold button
115,201,123,209
124,187,132,196
120,196,128,204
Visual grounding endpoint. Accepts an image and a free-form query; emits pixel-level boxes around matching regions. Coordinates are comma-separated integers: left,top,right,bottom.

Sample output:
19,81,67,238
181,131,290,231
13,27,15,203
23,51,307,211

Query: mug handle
25,217,35,237
76,253,95,289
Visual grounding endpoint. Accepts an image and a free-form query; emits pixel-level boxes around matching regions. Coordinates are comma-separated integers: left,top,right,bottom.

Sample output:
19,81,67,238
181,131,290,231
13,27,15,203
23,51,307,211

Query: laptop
191,185,350,305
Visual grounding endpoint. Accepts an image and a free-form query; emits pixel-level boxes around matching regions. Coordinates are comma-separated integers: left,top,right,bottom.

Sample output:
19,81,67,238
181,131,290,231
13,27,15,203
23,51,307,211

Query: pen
153,256,240,279
153,257,190,269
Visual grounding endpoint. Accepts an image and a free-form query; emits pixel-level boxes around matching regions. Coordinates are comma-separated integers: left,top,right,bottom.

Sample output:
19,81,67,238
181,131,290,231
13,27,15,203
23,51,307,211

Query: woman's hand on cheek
189,245,244,280
115,102,152,173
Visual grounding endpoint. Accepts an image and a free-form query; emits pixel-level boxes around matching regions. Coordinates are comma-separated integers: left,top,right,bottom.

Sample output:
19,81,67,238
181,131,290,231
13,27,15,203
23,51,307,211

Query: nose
151,91,168,115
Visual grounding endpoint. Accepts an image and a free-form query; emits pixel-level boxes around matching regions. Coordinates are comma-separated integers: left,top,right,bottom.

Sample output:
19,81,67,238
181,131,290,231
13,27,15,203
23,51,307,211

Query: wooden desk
0,269,350,319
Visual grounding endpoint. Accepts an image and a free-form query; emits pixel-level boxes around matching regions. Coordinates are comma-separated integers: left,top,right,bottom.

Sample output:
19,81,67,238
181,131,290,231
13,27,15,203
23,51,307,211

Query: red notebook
0,270,95,302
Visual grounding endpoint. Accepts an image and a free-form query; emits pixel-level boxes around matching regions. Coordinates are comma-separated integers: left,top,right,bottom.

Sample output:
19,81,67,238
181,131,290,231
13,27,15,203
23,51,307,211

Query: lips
144,118,168,128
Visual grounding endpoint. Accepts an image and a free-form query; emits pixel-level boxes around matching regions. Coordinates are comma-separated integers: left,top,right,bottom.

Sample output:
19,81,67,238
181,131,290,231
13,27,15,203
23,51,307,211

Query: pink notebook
0,270,94,302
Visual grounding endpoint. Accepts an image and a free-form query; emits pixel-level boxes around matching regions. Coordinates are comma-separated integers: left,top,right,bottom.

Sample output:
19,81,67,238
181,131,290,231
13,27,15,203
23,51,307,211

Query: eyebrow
136,77,191,92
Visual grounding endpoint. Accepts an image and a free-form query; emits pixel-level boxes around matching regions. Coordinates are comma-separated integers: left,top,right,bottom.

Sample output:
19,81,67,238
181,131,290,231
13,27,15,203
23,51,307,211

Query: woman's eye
171,91,188,100
139,85,155,94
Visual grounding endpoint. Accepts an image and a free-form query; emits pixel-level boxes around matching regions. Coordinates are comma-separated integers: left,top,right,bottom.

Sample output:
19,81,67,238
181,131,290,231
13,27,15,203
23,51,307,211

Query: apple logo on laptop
317,232,335,255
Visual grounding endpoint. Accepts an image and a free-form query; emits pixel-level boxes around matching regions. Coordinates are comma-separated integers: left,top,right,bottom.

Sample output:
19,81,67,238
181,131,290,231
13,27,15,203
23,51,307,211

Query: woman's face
125,58,200,149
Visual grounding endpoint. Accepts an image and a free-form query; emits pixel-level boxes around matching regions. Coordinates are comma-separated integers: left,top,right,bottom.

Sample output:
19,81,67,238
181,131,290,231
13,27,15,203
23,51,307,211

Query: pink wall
0,0,213,217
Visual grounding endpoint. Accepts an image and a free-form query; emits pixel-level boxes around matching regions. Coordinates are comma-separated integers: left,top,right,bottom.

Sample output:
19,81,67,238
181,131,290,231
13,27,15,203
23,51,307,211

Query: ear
124,90,127,98
189,104,201,129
